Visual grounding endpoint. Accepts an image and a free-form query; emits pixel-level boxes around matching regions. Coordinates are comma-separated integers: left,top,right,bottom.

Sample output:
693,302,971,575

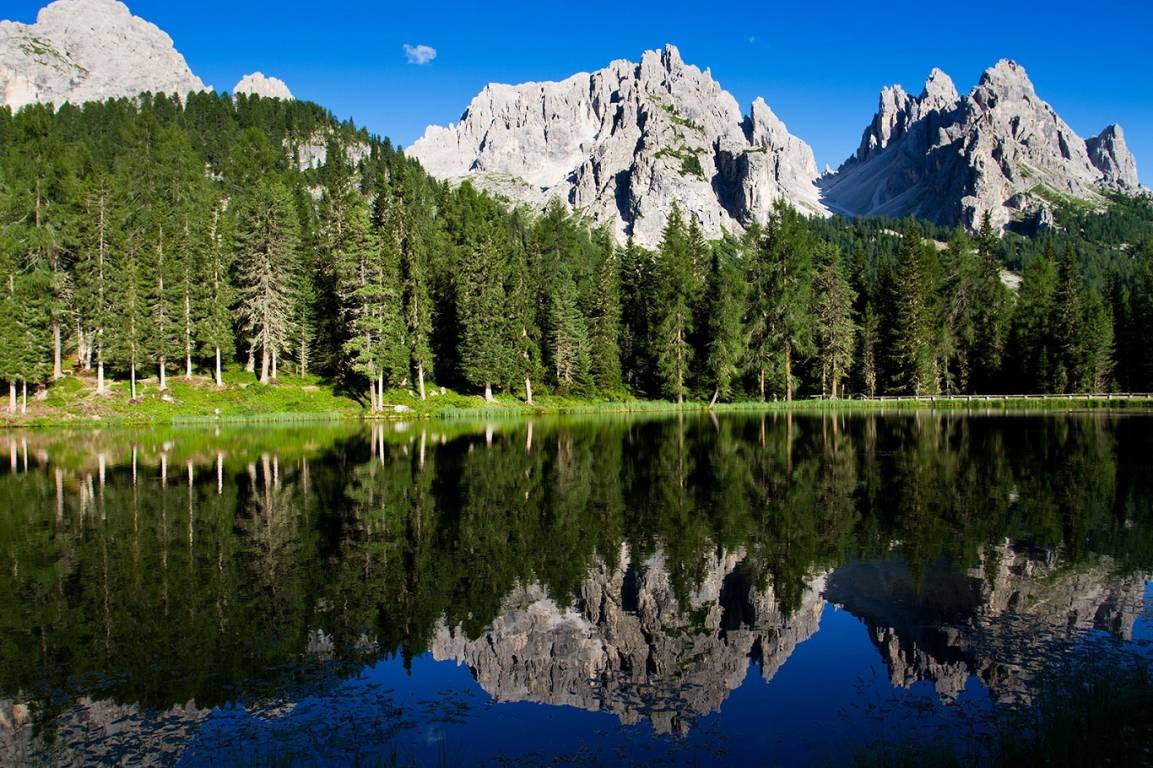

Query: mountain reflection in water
1,412,1151,766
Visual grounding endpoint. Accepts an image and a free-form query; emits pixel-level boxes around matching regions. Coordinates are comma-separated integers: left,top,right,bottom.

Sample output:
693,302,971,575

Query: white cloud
404,44,438,66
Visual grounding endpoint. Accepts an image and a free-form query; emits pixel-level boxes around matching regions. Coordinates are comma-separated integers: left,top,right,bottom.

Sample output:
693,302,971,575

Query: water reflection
0,413,1151,765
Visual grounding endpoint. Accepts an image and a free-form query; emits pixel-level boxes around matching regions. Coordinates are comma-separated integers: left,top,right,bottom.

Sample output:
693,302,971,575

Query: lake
1,412,1151,766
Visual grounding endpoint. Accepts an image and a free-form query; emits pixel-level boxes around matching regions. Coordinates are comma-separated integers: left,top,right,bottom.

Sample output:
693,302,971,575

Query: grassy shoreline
2,369,1153,428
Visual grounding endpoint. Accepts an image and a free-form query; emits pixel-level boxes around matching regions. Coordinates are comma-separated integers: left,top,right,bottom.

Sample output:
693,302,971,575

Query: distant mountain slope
821,60,1142,232
408,45,826,247
0,0,293,110
0,0,206,108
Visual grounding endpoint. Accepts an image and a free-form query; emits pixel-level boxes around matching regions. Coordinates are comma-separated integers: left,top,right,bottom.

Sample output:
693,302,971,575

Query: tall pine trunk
246,345,256,374
260,344,270,385
159,357,167,391
785,342,793,403
215,348,223,388
97,347,105,396
21,380,27,416
759,367,766,402
485,383,495,403
130,363,138,401
52,322,62,381
369,380,378,414
378,371,385,412
524,376,533,406
417,364,426,401
710,387,720,408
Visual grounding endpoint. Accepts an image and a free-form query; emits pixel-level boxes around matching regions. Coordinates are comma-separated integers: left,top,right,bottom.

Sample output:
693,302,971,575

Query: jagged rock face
0,0,206,110
234,71,293,101
408,45,826,248
822,60,1142,232
431,545,826,735
0,697,208,766
826,543,1149,705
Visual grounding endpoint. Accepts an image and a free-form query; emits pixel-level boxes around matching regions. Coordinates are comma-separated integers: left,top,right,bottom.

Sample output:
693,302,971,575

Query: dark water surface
1,412,1151,766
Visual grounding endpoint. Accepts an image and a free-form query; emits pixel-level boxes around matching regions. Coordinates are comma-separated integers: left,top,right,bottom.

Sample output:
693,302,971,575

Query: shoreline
4,392,1153,430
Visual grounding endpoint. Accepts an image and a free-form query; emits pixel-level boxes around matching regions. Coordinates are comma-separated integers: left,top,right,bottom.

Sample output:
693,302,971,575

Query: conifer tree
234,179,301,385
458,233,510,401
588,229,623,392
548,267,591,392
651,206,695,403
887,220,941,395
812,244,856,399
394,168,435,400
198,199,233,387
1006,244,1058,393
747,201,815,401
970,212,1010,392
506,239,542,404
72,173,117,394
703,240,746,406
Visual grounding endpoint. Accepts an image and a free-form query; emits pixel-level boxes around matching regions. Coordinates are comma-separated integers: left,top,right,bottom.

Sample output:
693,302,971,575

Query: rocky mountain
408,45,826,247
432,545,827,735
825,543,1148,704
234,71,293,101
0,0,206,110
822,60,1142,232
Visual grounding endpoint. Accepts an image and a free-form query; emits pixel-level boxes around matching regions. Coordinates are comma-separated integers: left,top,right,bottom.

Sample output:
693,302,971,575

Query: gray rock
0,0,206,109
822,59,1143,232
234,71,293,101
408,44,826,248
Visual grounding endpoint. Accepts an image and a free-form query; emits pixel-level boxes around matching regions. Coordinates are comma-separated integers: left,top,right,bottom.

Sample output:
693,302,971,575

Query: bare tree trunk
417,363,426,401
131,363,138,401
485,383,495,403
378,371,385,412
785,343,793,403
832,376,839,401
246,344,256,374
271,349,279,382
185,350,193,380
159,357,167,391
369,379,378,414
260,345,270,385
710,387,720,408
524,376,533,406
21,380,27,416
53,323,62,381
759,367,766,402
215,347,223,388
8,381,15,414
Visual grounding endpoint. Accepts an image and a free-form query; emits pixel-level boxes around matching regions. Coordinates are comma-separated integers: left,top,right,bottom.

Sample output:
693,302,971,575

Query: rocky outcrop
432,545,826,735
234,71,293,101
822,60,1142,232
0,0,206,110
408,45,826,248
825,542,1149,704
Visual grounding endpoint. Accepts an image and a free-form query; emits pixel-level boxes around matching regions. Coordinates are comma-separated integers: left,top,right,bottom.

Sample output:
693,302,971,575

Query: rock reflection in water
0,413,1151,765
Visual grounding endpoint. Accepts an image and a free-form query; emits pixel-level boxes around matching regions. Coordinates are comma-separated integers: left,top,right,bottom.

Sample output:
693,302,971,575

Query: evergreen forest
2,92,1153,414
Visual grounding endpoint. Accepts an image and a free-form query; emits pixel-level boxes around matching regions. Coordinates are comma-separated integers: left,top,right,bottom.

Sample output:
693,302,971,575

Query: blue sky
8,0,1152,181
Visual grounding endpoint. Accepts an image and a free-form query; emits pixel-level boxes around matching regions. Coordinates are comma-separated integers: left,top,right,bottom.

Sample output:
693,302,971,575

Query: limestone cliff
822,60,1142,232
408,45,826,248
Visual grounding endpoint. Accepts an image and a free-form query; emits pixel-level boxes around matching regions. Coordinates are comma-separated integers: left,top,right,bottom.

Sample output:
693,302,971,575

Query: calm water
1,413,1152,766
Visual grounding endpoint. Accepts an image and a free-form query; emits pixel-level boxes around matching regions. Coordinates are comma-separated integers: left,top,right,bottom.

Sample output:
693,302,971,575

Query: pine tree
1006,244,1058,393
506,239,542,404
394,167,435,400
587,229,623,392
198,199,233,387
651,206,695,403
812,244,856,399
970,212,1010,392
458,233,510,401
887,220,941,395
703,239,746,406
747,201,815,401
549,267,591,392
72,172,117,394
234,179,301,385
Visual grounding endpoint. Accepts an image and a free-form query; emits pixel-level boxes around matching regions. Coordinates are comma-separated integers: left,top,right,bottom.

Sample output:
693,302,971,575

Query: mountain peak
409,45,824,247
920,68,959,110
234,72,293,101
1,0,205,108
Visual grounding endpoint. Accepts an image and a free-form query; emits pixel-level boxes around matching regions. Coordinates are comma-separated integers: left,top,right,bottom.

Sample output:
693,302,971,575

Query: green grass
3,364,1153,429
